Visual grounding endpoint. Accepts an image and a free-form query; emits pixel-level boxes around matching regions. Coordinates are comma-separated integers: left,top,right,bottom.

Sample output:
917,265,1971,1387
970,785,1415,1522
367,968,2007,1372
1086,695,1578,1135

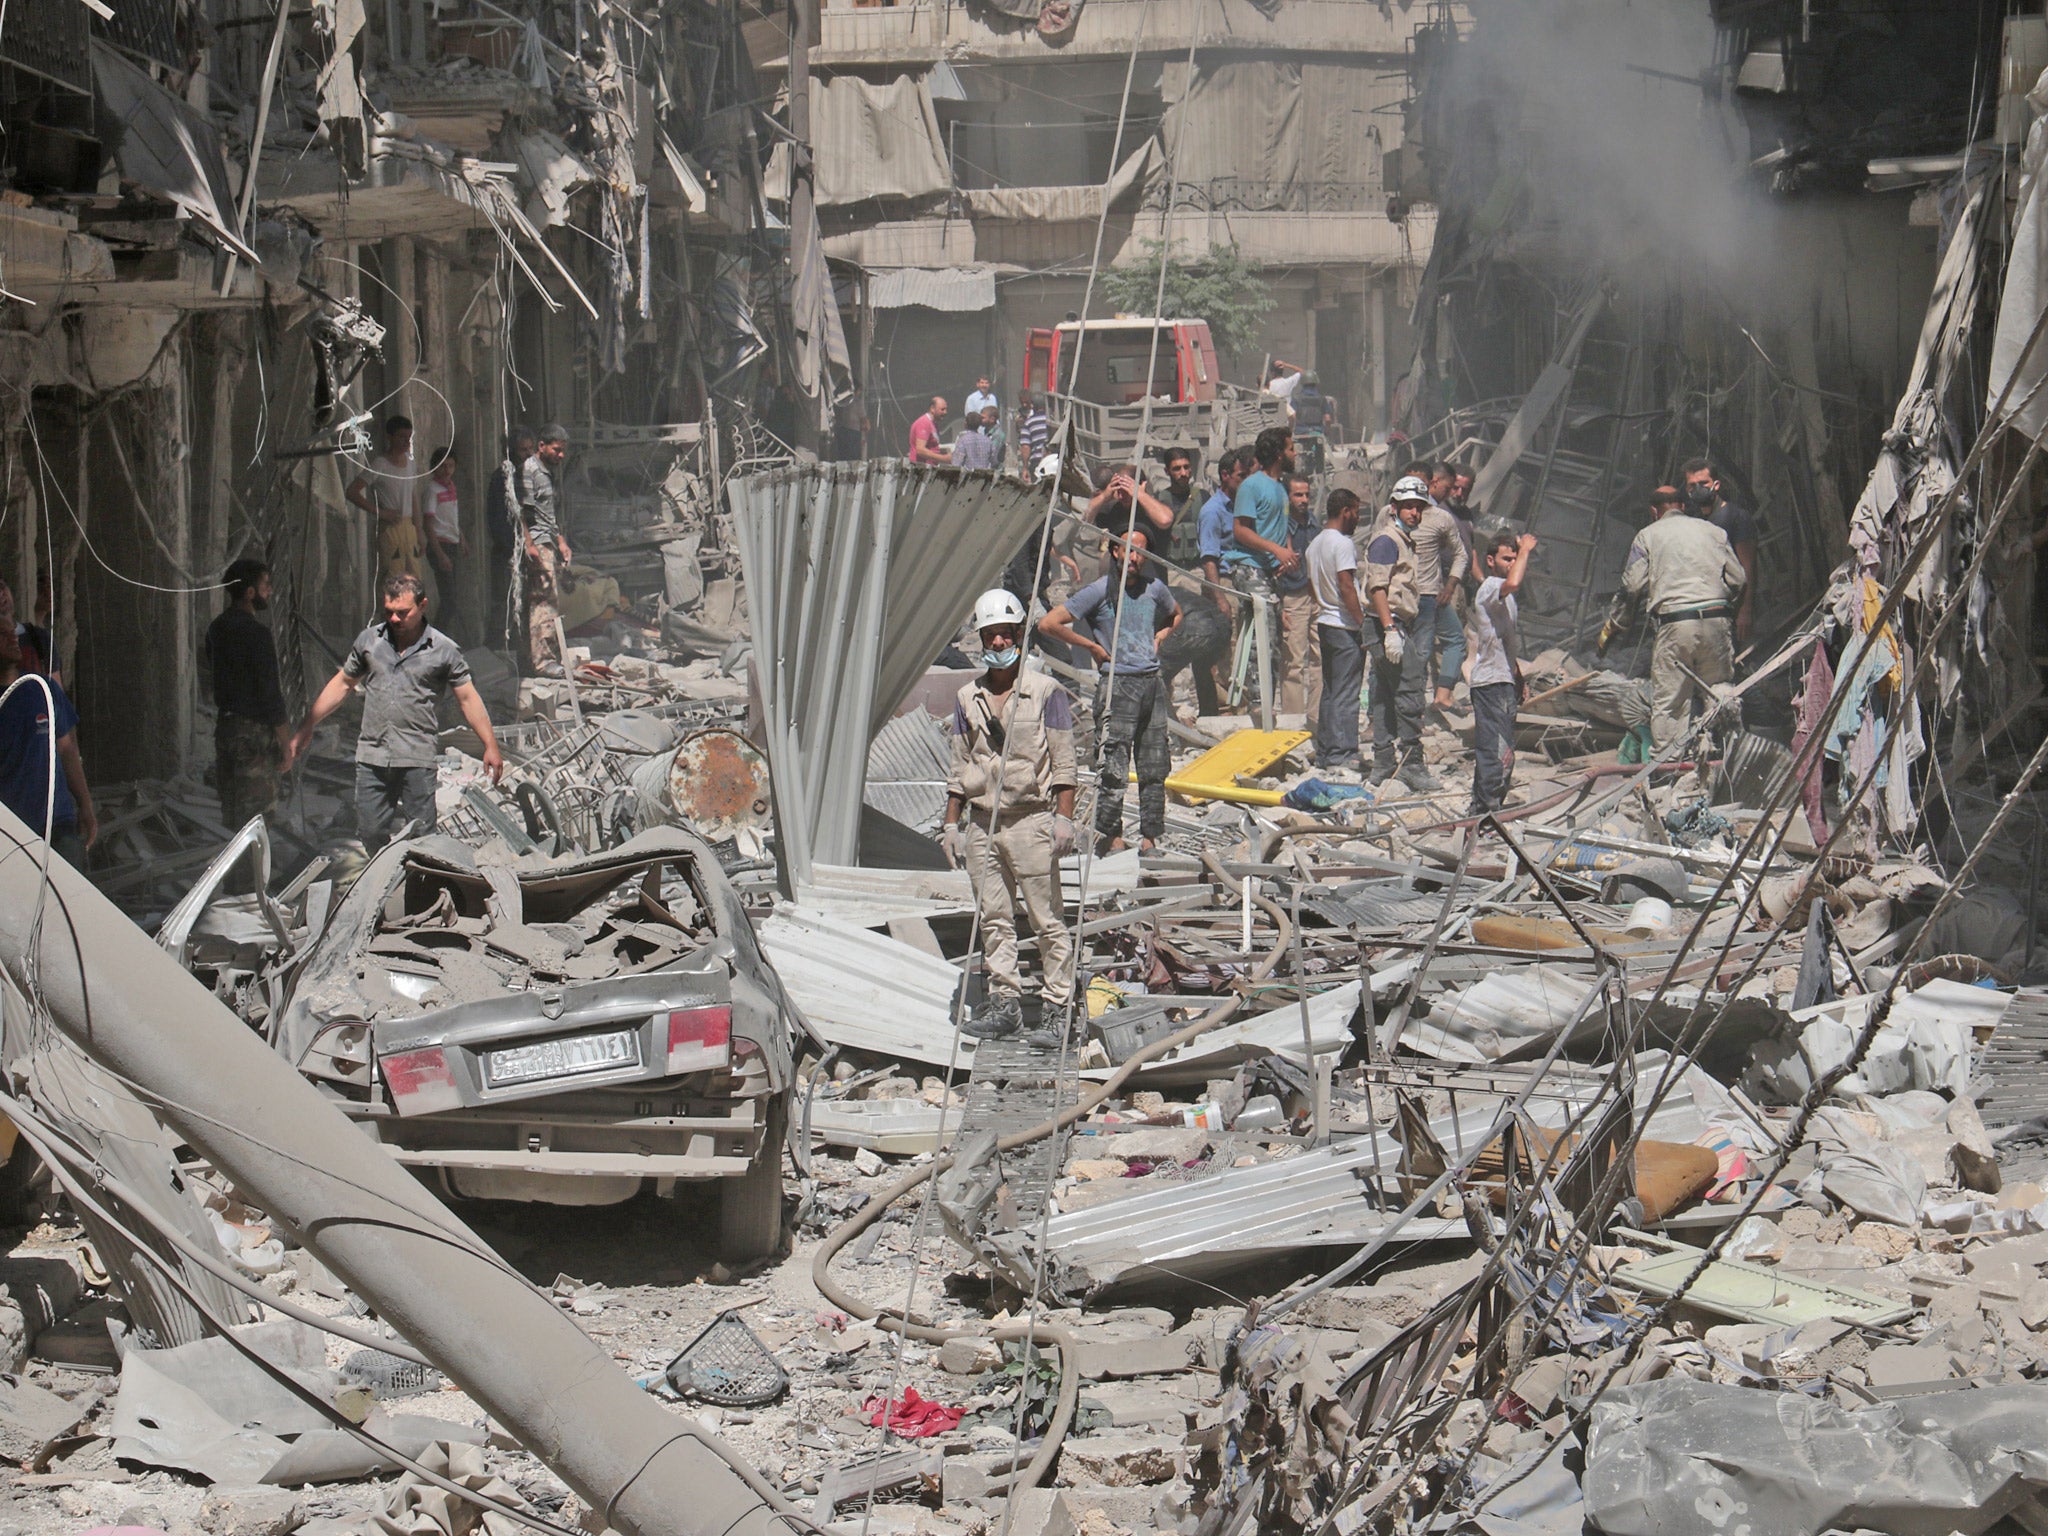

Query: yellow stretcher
1152,729,1312,806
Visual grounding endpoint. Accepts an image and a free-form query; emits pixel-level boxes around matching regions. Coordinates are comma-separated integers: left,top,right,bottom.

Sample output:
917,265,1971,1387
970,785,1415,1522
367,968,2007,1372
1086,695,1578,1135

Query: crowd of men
906,379,1049,480
939,429,1752,1046
0,362,1750,952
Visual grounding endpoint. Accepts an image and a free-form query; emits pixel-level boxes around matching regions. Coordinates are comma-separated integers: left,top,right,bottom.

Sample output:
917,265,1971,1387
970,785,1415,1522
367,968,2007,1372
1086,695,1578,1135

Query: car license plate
485,1027,640,1087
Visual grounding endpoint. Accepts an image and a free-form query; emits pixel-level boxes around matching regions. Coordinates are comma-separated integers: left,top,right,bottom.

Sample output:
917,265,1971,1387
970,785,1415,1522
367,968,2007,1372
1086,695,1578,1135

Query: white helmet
1390,474,1432,504
971,589,1027,632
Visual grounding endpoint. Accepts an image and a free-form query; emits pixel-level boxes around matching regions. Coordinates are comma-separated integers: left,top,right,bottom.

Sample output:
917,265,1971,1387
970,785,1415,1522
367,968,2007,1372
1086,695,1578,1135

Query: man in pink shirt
908,396,950,464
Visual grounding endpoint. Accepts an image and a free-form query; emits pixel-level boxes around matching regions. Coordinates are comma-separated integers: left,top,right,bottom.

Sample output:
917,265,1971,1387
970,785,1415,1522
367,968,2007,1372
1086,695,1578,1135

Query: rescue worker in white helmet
944,589,1080,1049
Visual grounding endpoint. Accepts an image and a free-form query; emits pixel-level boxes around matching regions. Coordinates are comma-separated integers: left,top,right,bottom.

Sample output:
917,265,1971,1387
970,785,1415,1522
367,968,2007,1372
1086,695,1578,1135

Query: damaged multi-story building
766,0,1444,448
0,0,807,797
1395,0,2045,860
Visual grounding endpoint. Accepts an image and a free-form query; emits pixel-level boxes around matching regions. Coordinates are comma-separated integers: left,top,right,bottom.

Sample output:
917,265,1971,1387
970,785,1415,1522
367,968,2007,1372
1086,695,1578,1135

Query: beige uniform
1362,513,1422,624
947,669,1079,1008
1619,514,1748,748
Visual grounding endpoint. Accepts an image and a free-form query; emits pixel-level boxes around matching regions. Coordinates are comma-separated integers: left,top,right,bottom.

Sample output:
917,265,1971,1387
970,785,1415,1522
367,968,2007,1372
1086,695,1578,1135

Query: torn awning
91,41,260,264
865,265,996,312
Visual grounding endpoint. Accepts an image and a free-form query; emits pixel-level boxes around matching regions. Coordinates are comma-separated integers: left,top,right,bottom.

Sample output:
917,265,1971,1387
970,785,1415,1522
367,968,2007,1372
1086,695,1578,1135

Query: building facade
765,0,1449,451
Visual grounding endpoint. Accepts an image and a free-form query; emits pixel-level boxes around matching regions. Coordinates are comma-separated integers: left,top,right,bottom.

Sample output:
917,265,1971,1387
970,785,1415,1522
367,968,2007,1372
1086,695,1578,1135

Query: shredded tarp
965,140,1158,223
1988,66,2048,439
1847,168,1995,602
777,74,952,207
789,196,853,419
1401,967,1604,1064
1148,60,1388,212
1584,1378,2048,1536
91,42,260,263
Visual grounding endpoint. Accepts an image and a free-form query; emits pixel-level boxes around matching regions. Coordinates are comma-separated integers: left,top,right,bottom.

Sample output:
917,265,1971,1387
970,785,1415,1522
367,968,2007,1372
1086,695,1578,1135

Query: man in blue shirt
1196,447,1249,595
1221,426,1297,727
0,627,97,870
1039,527,1181,853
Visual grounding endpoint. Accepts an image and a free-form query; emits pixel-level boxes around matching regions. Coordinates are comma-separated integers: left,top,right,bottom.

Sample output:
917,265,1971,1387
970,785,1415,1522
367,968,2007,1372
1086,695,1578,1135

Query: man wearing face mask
944,590,1080,1049
205,557,293,836
1679,457,1757,647
1363,477,1436,789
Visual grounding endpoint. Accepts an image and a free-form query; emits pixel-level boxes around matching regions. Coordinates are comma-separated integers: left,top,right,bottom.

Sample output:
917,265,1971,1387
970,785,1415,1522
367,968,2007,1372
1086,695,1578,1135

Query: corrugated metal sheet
1399,967,1605,1064
1099,981,1363,1087
757,903,975,1066
1304,880,1452,931
865,708,952,834
1972,987,2048,1132
794,864,975,926
866,265,997,312
1034,1109,1494,1295
731,460,1048,884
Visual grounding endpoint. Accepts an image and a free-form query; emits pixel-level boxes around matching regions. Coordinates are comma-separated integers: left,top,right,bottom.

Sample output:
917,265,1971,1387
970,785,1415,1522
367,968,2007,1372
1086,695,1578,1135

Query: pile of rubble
10,460,2048,1536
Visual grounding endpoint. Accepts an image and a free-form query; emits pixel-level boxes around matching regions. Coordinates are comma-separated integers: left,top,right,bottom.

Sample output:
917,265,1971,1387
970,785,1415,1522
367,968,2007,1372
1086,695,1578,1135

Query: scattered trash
664,1309,788,1407
862,1388,965,1438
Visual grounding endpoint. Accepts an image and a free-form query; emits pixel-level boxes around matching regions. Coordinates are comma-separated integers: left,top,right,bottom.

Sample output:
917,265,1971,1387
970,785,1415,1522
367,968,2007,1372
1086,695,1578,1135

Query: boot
1395,756,1442,793
963,993,1023,1041
1024,998,1074,1053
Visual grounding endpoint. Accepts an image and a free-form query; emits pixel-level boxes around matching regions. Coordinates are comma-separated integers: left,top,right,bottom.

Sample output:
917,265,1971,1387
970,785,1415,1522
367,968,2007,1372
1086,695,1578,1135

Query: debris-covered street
7,1,2048,1534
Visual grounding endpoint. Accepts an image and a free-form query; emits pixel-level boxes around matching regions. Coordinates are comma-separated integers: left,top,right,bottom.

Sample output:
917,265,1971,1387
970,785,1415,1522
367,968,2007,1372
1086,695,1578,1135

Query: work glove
1382,627,1406,666
1051,814,1077,856
941,822,965,868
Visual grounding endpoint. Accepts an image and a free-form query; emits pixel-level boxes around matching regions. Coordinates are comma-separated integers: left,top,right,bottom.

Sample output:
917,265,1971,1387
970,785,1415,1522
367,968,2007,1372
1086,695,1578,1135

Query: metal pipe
0,807,800,1536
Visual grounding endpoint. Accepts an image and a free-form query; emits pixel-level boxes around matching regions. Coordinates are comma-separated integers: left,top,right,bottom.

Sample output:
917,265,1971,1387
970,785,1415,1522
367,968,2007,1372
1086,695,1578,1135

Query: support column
1370,278,1390,439
164,335,197,771
389,236,420,431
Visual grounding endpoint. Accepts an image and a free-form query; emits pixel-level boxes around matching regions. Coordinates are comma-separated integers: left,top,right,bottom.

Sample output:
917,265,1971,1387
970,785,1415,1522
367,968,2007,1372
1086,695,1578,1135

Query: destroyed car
163,824,811,1258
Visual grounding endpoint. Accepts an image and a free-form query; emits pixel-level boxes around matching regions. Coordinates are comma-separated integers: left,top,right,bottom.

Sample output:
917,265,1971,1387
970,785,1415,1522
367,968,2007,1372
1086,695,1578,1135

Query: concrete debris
7,5,2048,1536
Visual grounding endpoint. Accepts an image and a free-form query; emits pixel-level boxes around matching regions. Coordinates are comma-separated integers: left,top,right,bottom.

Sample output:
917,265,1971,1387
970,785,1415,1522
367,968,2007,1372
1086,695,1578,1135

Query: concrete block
0,1253,82,1336
1846,1222,1915,1261
1865,1343,1963,1391
1083,1383,1194,1431
1079,1336,1201,1380
1948,1099,2002,1195
997,1488,1075,1536
1927,1282,1986,1330
1094,1128,1209,1164
199,1488,302,1536
2021,1279,2048,1331
0,1293,22,1374
0,1371,81,1462
1056,1486,1164,1533
939,1337,1004,1375
1057,1431,1182,1487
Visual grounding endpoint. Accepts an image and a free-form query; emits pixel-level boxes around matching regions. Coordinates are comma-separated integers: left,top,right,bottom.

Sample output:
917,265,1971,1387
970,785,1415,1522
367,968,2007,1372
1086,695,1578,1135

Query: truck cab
1022,317,1221,406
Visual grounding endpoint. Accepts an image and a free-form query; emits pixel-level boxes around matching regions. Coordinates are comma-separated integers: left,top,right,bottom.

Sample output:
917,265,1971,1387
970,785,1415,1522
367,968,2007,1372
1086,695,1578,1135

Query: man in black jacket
205,557,293,832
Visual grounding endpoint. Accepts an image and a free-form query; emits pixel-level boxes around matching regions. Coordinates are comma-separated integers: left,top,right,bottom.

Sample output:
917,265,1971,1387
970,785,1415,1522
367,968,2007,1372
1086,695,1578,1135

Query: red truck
1019,316,1284,475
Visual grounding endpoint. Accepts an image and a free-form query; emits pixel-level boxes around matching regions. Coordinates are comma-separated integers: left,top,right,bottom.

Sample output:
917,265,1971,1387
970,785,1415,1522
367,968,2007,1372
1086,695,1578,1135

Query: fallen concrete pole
0,807,800,1536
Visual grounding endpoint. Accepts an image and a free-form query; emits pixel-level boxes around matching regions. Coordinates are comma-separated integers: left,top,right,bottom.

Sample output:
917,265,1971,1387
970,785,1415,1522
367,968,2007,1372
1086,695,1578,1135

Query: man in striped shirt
1017,394,1050,473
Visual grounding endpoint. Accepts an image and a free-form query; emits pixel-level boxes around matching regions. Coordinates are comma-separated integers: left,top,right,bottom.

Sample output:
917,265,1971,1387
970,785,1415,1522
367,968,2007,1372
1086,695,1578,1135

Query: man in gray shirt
518,423,573,678
291,574,504,849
